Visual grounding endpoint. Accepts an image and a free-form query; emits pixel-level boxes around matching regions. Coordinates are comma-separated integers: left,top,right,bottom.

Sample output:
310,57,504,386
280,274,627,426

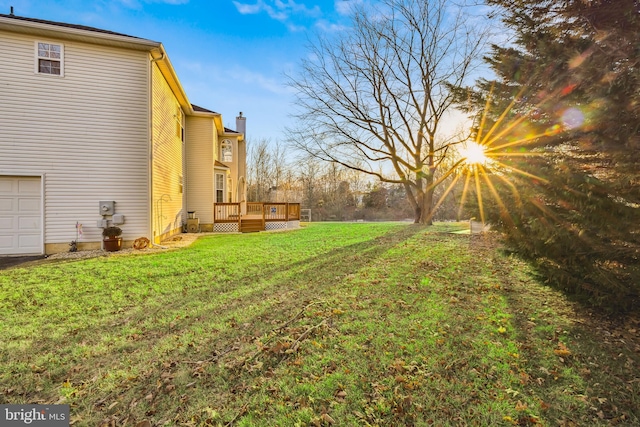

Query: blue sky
1,0,356,141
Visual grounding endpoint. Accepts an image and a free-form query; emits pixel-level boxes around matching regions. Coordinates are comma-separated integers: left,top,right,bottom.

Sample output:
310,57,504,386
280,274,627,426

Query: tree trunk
411,187,434,225
422,186,434,225
410,173,435,225
413,204,422,224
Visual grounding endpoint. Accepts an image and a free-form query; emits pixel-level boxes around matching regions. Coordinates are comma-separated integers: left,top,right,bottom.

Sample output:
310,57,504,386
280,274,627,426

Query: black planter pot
103,237,122,252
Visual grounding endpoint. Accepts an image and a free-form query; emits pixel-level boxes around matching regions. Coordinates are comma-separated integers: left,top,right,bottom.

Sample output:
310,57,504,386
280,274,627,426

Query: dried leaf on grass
554,342,572,357
321,413,336,424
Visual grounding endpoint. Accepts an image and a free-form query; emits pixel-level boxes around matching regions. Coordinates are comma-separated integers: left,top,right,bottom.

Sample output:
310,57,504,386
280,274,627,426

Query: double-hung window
215,173,225,203
36,42,64,76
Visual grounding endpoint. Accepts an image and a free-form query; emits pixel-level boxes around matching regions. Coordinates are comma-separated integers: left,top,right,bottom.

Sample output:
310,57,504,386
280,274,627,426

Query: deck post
262,203,266,230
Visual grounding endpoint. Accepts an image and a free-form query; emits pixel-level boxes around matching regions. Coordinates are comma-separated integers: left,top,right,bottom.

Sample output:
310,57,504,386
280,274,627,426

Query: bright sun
460,142,489,165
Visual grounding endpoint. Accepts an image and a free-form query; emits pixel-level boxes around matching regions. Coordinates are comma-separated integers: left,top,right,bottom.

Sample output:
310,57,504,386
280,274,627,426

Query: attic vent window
36,42,63,76
221,140,233,162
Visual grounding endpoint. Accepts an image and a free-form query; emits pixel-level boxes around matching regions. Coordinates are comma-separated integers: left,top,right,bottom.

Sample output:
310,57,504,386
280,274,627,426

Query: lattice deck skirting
265,221,287,230
213,220,300,233
214,223,239,232
265,221,301,231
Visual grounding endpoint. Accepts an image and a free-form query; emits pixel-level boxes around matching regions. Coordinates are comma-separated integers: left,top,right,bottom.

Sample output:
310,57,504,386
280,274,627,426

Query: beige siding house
0,13,246,255
185,113,218,229
185,105,247,232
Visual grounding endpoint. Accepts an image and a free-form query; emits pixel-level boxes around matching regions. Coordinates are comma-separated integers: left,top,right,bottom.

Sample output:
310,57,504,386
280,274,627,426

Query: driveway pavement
0,255,46,270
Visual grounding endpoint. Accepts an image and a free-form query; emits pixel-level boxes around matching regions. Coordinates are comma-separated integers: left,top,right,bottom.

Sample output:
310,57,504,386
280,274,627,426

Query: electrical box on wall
112,214,125,225
99,201,115,215
97,219,108,228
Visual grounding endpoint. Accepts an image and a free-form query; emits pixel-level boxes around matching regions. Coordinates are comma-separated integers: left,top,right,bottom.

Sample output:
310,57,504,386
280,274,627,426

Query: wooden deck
214,202,301,233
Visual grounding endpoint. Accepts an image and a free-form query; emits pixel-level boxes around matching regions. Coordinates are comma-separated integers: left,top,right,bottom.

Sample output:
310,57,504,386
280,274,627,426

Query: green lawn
1,223,638,426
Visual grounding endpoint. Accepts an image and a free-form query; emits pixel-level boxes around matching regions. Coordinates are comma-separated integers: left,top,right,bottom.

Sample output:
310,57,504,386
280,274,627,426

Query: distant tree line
246,138,467,222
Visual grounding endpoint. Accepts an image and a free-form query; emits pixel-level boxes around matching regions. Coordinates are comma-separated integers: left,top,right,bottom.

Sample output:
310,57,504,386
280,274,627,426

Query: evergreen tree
456,0,639,309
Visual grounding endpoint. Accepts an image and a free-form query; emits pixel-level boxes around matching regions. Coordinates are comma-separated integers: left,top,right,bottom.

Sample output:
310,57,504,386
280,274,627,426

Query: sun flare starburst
460,142,489,165
425,81,579,226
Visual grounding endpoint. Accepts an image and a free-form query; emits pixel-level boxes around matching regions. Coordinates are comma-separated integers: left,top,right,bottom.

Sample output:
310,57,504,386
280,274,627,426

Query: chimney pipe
10,6,14,15
236,112,246,138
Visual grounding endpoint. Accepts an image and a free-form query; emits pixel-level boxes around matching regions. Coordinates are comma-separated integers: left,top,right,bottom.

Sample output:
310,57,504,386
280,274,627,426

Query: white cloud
287,22,308,32
314,19,347,33
275,0,321,16
233,1,262,14
233,0,286,21
181,60,205,74
306,52,319,62
179,59,291,96
334,0,362,16
227,65,293,95
117,0,142,9
117,0,189,8
233,0,320,23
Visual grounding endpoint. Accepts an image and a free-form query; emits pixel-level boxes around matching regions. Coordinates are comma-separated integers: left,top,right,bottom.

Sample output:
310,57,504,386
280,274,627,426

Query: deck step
240,218,264,233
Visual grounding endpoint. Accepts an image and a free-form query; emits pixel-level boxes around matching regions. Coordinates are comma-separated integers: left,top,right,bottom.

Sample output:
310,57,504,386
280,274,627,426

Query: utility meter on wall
99,201,115,216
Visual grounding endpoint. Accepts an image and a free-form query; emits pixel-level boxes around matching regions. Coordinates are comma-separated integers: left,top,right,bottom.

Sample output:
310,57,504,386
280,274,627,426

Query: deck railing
246,202,264,217
213,203,241,223
214,202,300,223
263,203,301,221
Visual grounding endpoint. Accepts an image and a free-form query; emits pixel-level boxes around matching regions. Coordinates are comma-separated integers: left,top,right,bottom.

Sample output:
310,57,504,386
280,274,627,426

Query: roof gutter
0,15,161,51
149,44,192,114
150,52,165,63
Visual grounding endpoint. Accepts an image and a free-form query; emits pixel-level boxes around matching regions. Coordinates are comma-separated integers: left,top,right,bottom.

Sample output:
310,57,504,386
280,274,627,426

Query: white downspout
149,51,165,244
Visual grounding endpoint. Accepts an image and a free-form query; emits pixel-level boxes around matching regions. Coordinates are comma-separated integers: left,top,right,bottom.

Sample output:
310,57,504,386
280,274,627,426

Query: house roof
192,104,220,115
214,160,230,169
0,13,160,50
191,106,244,139
0,13,148,40
222,127,244,143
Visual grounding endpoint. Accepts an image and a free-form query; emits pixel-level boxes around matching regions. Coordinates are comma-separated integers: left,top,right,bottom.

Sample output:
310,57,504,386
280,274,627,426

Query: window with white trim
221,140,233,162
215,173,225,203
36,42,63,76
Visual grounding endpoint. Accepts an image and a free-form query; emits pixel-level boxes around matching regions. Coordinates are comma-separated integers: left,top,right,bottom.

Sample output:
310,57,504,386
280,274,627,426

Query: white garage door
0,176,43,255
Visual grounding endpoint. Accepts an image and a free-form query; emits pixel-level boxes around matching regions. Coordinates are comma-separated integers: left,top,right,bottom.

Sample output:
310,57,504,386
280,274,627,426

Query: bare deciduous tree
270,141,288,201
246,138,273,202
287,0,487,223
247,139,293,202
